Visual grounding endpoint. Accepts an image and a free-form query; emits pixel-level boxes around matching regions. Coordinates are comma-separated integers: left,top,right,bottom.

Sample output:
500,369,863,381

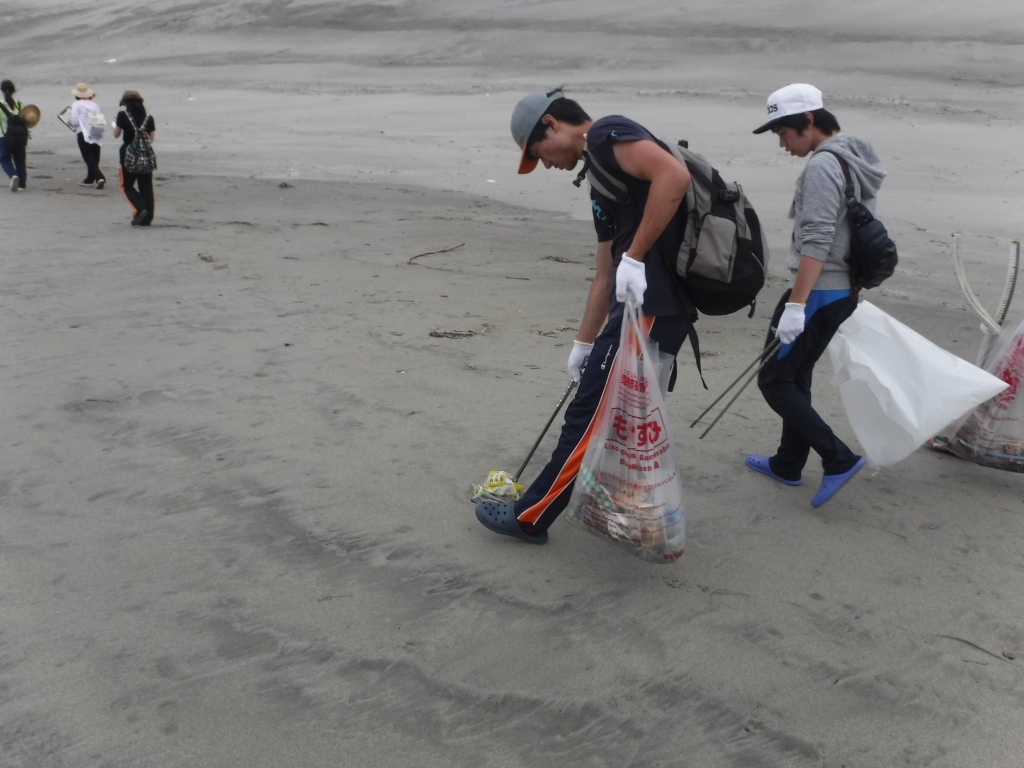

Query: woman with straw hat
0,79,29,192
112,90,156,226
69,82,107,189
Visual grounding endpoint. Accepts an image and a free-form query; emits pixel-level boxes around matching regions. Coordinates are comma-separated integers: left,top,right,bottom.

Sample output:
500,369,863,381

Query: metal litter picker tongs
690,339,781,439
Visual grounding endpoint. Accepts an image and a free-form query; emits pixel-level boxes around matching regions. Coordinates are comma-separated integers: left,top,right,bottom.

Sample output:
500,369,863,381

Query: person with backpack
69,83,107,189
474,87,698,545
112,90,156,226
0,79,29,192
746,83,887,507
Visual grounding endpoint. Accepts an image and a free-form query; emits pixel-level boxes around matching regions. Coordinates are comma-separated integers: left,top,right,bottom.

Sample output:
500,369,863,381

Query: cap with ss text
511,88,565,174
753,83,824,134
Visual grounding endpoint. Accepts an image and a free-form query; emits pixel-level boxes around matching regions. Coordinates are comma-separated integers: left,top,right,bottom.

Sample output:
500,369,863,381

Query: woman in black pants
112,90,156,226
69,83,106,188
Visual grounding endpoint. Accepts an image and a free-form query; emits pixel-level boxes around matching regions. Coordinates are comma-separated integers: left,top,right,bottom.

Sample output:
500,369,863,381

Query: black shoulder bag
818,150,898,290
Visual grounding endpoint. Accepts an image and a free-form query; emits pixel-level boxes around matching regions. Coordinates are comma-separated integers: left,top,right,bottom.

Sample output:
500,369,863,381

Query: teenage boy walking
475,88,696,544
747,83,886,507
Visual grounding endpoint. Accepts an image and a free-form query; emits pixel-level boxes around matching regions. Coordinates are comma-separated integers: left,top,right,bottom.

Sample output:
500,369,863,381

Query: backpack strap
658,254,706,391
574,141,633,206
681,318,707,391
816,149,866,295
572,151,590,189
815,149,857,202
125,111,150,132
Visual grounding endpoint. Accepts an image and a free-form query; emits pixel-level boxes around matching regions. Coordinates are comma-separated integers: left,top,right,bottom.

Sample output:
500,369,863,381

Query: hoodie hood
813,134,886,200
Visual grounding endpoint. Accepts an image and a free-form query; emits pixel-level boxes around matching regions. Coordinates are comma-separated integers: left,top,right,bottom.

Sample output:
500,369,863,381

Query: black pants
77,133,105,183
120,166,154,219
757,289,859,479
514,312,692,533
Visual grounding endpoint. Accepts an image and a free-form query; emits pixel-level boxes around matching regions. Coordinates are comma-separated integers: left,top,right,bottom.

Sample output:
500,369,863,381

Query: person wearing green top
0,79,28,191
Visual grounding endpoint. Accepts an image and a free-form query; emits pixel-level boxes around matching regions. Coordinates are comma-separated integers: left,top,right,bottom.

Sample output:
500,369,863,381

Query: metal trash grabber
693,339,781,440
690,339,781,431
514,365,583,482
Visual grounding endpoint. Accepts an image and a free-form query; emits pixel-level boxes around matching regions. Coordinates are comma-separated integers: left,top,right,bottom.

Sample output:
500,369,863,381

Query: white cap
753,83,824,134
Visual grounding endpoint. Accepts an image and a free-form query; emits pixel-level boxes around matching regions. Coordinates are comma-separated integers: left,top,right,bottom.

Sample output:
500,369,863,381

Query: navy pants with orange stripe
515,312,691,533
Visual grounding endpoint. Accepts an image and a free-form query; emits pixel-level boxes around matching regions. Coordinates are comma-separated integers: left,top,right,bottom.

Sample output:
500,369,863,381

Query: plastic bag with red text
567,295,686,563
948,314,1024,472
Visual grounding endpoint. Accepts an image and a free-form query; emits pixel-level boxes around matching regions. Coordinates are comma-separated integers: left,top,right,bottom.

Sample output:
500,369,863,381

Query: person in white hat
746,83,887,507
69,82,107,189
474,87,698,545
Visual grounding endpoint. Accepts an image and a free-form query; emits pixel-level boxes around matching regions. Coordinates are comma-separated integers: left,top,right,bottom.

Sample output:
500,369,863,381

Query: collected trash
945,315,1024,472
928,237,1023,472
567,296,685,563
828,301,1008,470
471,470,525,503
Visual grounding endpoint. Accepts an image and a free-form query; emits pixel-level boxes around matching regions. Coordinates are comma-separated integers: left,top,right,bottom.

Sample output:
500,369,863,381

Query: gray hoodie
787,134,886,290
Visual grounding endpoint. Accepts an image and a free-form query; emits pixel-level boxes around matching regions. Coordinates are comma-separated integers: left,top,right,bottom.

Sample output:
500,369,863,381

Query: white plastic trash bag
827,301,1008,470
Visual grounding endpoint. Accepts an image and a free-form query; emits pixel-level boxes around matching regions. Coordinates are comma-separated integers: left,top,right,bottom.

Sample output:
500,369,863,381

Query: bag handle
816,148,866,297
624,293,706,392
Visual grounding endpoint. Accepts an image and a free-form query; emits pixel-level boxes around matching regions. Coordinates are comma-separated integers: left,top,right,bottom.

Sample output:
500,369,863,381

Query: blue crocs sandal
475,500,548,544
811,457,866,508
745,454,802,486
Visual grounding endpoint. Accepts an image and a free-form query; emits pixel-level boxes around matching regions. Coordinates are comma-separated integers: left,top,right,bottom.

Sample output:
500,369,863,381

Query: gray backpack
579,138,769,317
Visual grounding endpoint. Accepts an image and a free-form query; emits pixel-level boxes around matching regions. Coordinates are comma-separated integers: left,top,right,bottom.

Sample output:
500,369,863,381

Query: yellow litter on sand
471,470,524,503
471,378,580,506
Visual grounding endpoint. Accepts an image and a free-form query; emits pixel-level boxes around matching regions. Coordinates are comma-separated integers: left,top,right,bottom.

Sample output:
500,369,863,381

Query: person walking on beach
746,83,886,507
475,87,697,544
0,79,29,192
69,83,107,189
112,90,156,226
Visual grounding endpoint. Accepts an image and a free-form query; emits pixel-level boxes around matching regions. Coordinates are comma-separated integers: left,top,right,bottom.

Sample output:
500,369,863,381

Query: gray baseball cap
511,88,564,174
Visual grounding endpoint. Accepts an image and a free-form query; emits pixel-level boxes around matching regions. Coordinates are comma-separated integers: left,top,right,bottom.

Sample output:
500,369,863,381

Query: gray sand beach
2,2,1024,766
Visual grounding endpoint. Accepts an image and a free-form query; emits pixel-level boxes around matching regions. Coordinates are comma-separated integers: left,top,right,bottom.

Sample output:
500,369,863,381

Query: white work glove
615,254,647,304
567,340,593,382
775,302,806,345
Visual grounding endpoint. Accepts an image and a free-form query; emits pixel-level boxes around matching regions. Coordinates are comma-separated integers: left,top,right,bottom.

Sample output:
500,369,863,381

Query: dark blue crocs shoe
811,457,866,508
745,454,802,486
475,500,548,544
